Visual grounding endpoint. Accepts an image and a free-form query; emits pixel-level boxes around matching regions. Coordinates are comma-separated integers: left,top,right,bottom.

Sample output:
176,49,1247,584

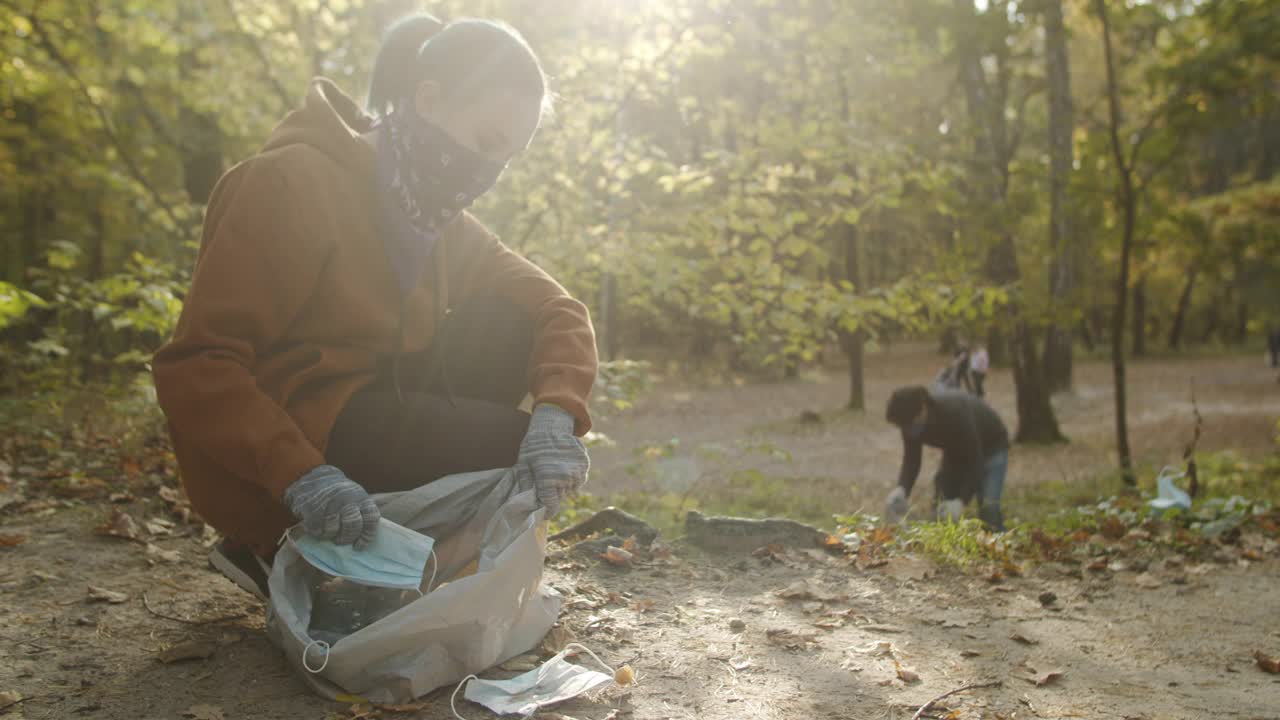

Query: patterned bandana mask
376,106,506,295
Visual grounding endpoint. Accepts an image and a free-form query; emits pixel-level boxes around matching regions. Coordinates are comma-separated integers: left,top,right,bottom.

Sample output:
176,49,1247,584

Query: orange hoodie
153,79,596,556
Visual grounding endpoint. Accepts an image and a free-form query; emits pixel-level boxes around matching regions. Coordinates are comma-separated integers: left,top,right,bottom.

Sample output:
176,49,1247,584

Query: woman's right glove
284,465,381,548
515,404,589,517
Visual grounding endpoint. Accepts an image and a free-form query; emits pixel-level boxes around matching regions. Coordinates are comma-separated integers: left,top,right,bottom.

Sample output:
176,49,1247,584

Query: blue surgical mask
454,644,618,717
289,519,436,591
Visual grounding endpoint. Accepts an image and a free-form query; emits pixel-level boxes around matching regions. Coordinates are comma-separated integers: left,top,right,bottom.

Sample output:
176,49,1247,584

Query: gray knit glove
885,486,910,523
284,465,381,548
516,405,589,517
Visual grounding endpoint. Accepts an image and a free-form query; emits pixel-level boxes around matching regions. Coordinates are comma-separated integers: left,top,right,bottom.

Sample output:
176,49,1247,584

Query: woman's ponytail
366,14,445,118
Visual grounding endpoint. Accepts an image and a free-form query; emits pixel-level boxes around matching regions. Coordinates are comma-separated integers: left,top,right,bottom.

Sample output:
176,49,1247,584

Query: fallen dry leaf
894,660,921,683
1134,572,1162,589
777,580,843,603
600,546,633,568
1086,556,1109,572
855,640,894,657
863,624,905,634
632,598,655,613
498,653,541,672
1256,651,1280,674
1028,669,1066,686
960,649,982,657
158,639,217,664
158,485,185,506
94,509,142,541
87,585,129,604
144,517,176,536
0,533,27,548
1009,632,1039,646
729,657,752,671
0,690,22,705
182,704,225,720
146,543,182,563
541,625,577,655
766,628,819,650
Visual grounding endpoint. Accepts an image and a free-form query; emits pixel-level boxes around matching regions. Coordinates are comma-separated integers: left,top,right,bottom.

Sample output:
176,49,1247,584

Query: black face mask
375,106,506,294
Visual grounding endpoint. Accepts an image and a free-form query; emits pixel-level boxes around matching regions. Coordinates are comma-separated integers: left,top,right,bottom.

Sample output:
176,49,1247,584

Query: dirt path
586,347,1280,525
2,506,1279,720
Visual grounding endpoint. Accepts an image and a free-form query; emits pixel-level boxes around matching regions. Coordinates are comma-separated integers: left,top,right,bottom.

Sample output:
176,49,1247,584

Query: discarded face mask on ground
1148,467,1192,515
451,643,633,719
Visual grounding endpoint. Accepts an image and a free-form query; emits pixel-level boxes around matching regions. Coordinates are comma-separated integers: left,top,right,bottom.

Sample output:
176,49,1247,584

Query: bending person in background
152,15,596,599
883,386,1008,531
969,344,989,397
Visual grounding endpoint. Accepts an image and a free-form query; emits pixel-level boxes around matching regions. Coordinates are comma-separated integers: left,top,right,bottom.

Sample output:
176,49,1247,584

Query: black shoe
208,540,271,600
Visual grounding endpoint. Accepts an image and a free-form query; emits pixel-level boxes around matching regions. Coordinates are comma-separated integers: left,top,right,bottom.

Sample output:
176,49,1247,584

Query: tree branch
24,8,185,231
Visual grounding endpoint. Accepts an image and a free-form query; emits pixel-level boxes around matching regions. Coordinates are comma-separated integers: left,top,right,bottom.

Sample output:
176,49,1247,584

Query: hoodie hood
262,78,377,183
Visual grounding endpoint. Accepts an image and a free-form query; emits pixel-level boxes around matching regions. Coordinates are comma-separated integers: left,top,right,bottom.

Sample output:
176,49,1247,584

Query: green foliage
0,281,46,330
593,359,655,413
902,519,1009,568
2,0,1278,398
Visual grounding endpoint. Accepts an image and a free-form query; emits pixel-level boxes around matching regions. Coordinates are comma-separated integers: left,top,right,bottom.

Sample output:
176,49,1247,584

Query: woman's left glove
516,404,589,517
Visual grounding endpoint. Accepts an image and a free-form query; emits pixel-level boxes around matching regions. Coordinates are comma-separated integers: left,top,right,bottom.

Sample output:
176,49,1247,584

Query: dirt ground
2,349,1279,720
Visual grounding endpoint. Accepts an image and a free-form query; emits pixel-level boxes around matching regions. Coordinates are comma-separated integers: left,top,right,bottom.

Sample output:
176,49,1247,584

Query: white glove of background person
284,465,381,548
516,404,589,517
884,486,909,523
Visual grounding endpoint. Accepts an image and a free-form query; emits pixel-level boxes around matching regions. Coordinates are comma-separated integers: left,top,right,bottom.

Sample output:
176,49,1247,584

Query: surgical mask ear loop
450,674,479,720
424,548,439,593
302,639,331,674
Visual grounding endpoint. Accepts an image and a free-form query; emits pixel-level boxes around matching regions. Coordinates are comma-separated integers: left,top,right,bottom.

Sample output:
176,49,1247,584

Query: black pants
325,298,535,494
972,372,986,397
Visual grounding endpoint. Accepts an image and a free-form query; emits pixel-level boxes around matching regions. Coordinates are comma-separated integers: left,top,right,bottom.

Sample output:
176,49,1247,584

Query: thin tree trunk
844,329,867,411
1096,0,1136,485
1132,275,1147,357
1167,268,1197,350
1201,296,1222,344
1043,0,1076,393
1235,302,1249,344
838,221,866,410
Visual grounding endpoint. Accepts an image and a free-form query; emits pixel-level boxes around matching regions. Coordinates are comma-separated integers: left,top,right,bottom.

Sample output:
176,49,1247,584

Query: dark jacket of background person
897,390,1009,502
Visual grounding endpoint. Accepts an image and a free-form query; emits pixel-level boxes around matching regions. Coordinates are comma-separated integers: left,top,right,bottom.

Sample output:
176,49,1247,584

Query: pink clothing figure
970,348,989,374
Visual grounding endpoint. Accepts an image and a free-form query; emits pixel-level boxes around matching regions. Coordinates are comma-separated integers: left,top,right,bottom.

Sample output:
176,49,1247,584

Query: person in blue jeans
883,385,1009,531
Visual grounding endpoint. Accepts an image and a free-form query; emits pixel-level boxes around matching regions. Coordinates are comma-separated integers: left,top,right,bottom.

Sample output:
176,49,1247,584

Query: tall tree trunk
1042,0,1076,393
1132,275,1147,357
1096,0,1136,485
953,0,1063,443
1167,268,1197,350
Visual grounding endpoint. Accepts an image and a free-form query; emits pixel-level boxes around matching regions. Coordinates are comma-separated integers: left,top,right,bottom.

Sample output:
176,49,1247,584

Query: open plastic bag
265,466,562,704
